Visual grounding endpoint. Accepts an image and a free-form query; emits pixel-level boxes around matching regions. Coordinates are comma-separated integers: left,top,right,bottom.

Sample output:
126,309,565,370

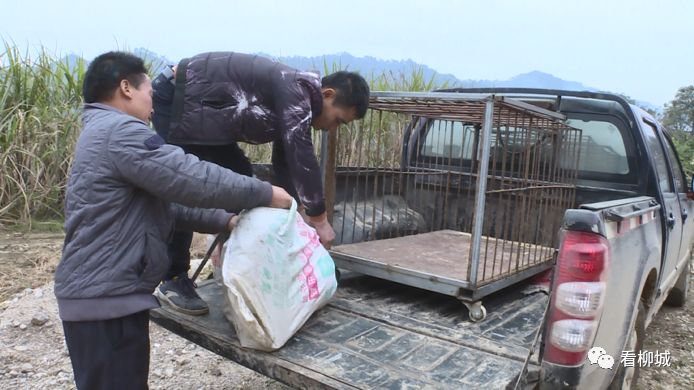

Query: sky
2,0,693,106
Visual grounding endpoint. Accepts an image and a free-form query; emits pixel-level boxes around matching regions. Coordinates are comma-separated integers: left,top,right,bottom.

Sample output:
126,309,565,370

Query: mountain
70,50,660,110
59,53,86,72
62,48,173,73
264,53,598,91
133,48,173,73
261,52,462,86
269,54,661,112
462,70,598,92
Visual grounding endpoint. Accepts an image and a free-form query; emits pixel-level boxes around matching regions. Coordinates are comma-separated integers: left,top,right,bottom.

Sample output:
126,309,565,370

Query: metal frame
323,92,581,314
332,251,555,301
468,98,495,287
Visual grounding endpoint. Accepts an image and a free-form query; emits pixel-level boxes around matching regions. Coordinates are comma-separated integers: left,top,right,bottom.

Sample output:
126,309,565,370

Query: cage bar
324,92,582,318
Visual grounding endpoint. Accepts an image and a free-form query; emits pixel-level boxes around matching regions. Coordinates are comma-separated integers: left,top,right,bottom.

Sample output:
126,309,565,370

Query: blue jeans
151,72,174,141
152,71,253,279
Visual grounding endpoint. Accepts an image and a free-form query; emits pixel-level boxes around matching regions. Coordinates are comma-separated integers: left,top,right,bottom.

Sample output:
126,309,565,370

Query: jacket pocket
138,233,171,291
201,98,237,110
199,98,239,144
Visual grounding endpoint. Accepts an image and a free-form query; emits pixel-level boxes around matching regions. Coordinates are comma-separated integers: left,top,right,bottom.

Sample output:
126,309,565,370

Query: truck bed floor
151,275,547,389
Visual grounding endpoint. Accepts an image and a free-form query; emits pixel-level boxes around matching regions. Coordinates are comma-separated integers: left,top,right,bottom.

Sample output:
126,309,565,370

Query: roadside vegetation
0,44,84,228
1,42,693,229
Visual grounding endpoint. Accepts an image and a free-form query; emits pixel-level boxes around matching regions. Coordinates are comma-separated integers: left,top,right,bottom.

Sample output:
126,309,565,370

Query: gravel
0,282,287,390
0,232,691,389
637,268,694,389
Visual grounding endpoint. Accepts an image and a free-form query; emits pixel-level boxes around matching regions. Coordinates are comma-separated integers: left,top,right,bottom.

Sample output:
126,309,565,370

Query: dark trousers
62,310,150,390
152,72,254,278
165,143,254,277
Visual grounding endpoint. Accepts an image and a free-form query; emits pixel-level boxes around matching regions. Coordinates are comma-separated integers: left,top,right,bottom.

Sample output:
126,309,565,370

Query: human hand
269,186,293,209
226,215,239,231
211,239,223,268
297,204,311,224
309,213,336,249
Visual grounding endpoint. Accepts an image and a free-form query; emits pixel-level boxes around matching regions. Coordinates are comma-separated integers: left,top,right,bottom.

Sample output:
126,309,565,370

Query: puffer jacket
166,52,326,216
55,103,273,321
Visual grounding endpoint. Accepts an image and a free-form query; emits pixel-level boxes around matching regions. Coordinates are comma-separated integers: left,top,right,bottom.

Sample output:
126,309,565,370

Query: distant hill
133,48,173,73
462,70,597,92
62,48,173,74
70,50,659,111
264,53,597,91
60,53,86,71
262,52,463,87
267,53,660,112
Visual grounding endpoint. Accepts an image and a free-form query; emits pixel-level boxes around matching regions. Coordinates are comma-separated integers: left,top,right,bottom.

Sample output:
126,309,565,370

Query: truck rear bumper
539,362,582,389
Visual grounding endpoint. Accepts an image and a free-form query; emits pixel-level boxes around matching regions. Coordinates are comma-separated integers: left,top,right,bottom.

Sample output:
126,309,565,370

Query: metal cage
320,92,582,321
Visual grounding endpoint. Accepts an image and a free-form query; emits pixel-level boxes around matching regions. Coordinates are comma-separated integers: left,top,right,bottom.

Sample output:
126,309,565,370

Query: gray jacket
55,103,273,321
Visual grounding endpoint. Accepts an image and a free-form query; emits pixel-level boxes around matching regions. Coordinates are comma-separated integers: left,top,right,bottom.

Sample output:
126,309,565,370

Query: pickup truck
151,88,693,389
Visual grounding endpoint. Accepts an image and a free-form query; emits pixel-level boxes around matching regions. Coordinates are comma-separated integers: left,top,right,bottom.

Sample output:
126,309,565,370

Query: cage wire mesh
325,95,582,286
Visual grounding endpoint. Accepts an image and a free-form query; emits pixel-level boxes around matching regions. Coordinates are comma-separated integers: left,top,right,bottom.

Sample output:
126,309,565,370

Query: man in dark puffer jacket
56,52,293,389
152,52,369,315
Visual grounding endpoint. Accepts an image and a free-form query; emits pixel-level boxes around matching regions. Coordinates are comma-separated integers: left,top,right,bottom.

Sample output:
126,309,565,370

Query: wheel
469,305,487,322
467,302,487,322
665,262,690,307
608,301,645,390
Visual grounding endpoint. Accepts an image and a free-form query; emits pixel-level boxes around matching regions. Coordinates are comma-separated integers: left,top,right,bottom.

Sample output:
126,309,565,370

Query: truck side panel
543,197,662,389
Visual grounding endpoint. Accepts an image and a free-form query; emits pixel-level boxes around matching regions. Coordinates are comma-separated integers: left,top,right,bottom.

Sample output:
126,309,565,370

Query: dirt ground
0,232,691,389
0,232,286,389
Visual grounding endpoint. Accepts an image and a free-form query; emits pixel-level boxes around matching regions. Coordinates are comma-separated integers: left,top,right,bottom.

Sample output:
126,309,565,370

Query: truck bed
151,275,548,389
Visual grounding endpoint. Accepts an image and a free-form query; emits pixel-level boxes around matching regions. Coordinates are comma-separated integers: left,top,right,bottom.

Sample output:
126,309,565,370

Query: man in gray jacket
55,51,293,390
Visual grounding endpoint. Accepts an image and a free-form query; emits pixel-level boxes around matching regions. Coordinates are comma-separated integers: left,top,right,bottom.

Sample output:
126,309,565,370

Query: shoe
156,273,209,315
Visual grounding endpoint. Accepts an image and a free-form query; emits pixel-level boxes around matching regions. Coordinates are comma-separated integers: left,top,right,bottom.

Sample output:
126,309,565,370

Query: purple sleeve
274,85,326,217
271,140,299,201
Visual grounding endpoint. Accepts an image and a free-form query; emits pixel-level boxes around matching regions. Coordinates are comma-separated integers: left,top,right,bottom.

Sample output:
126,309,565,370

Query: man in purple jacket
152,52,369,315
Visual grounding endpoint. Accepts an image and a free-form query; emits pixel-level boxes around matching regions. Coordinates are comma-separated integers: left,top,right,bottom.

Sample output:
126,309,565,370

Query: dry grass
0,233,63,302
0,232,212,303
0,43,169,229
0,41,453,228
0,44,84,227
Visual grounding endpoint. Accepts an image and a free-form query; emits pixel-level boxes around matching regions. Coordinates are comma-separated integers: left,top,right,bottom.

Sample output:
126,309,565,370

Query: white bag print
221,200,338,351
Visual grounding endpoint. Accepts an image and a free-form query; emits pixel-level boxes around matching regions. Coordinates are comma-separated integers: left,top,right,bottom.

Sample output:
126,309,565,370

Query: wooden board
331,230,554,286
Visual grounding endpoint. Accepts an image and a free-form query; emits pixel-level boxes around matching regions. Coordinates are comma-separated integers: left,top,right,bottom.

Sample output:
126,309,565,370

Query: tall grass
0,44,167,229
334,63,451,168
241,61,452,165
0,43,85,227
0,43,451,228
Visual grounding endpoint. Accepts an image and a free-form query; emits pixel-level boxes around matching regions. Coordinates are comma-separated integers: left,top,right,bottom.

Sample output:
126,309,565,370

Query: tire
608,301,645,390
665,262,690,307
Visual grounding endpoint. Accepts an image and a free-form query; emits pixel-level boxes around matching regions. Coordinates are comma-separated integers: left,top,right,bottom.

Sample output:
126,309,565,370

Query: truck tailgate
151,276,547,389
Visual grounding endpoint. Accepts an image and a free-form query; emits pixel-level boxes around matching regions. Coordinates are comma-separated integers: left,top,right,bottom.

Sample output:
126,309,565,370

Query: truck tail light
555,282,605,317
543,230,610,366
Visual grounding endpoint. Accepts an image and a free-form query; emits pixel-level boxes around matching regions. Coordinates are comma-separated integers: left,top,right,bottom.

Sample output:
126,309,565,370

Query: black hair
82,51,148,103
321,71,370,118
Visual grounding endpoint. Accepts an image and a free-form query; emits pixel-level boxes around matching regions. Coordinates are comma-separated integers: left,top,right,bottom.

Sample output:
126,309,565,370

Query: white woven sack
222,200,337,351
